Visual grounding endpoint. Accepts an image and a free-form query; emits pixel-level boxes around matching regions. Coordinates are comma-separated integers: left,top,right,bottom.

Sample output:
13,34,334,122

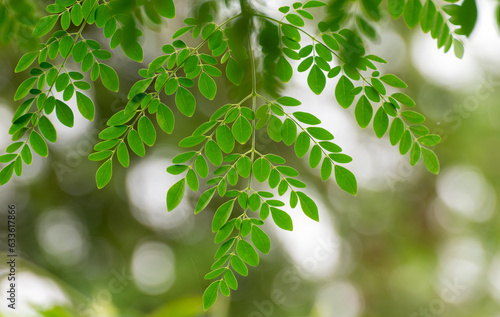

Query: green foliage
0,0,469,311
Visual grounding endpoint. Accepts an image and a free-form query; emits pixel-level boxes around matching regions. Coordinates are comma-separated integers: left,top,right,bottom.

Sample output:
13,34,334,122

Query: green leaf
453,39,464,59
195,187,216,214
38,116,57,143
418,134,441,146
271,208,293,231
389,0,405,18
293,112,321,125
33,15,59,37
281,118,297,146
285,13,305,27
334,165,357,195
117,142,130,167
251,226,271,254
235,156,251,178
294,132,310,158
224,270,238,290
212,199,235,232
231,256,248,276
276,56,293,83
127,129,145,157
0,163,15,185
14,77,37,101
389,118,405,146
15,52,39,73
155,0,175,19
401,110,425,123
89,151,112,161
399,130,412,154
354,95,373,129
253,157,271,183
380,74,408,88
204,268,225,280
96,160,112,189
410,142,421,166
303,0,327,8
373,107,389,138
226,58,244,86
137,116,156,147
195,155,209,178
307,65,326,95
0,154,16,163
167,178,185,211
216,125,234,153
422,148,440,174
186,169,199,191
420,0,436,33
203,281,219,311
296,191,318,221
307,127,334,140
175,87,196,117
236,240,259,266
198,72,217,100
122,42,144,63
76,92,95,121
205,140,223,166
156,103,175,134
391,92,416,106
55,100,74,127
99,64,119,92
309,145,322,168
232,116,252,144
99,126,127,140
404,0,422,28
276,96,301,107
335,75,355,108
267,116,282,142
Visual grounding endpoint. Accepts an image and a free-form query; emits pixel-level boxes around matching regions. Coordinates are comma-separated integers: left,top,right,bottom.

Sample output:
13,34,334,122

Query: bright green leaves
15,52,39,73
307,65,326,95
167,178,186,211
334,165,357,195
236,240,259,266
216,125,235,153
14,77,37,101
271,207,293,231
76,92,95,121
99,64,119,92
175,87,196,117
276,56,293,83
29,131,48,157
195,187,216,214
138,116,156,147
294,132,310,158
297,191,319,221
404,0,422,28
422,148,440,174
253,157,271,183
212,199,235,232
205,140,223,166
232,116,252,144
33,15,59,37
55,100,74,128
335,76,355,109
389,0,405,19
380,74,407,88
198,72,216,100
156,103,175,134
251,226,271,254
203,281,219,311
38,116,57,143
373,107,389,138
354,96,373,128
96,160,112,189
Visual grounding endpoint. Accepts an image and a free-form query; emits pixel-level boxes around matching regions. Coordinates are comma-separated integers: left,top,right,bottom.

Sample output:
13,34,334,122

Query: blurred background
1,0,500,316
